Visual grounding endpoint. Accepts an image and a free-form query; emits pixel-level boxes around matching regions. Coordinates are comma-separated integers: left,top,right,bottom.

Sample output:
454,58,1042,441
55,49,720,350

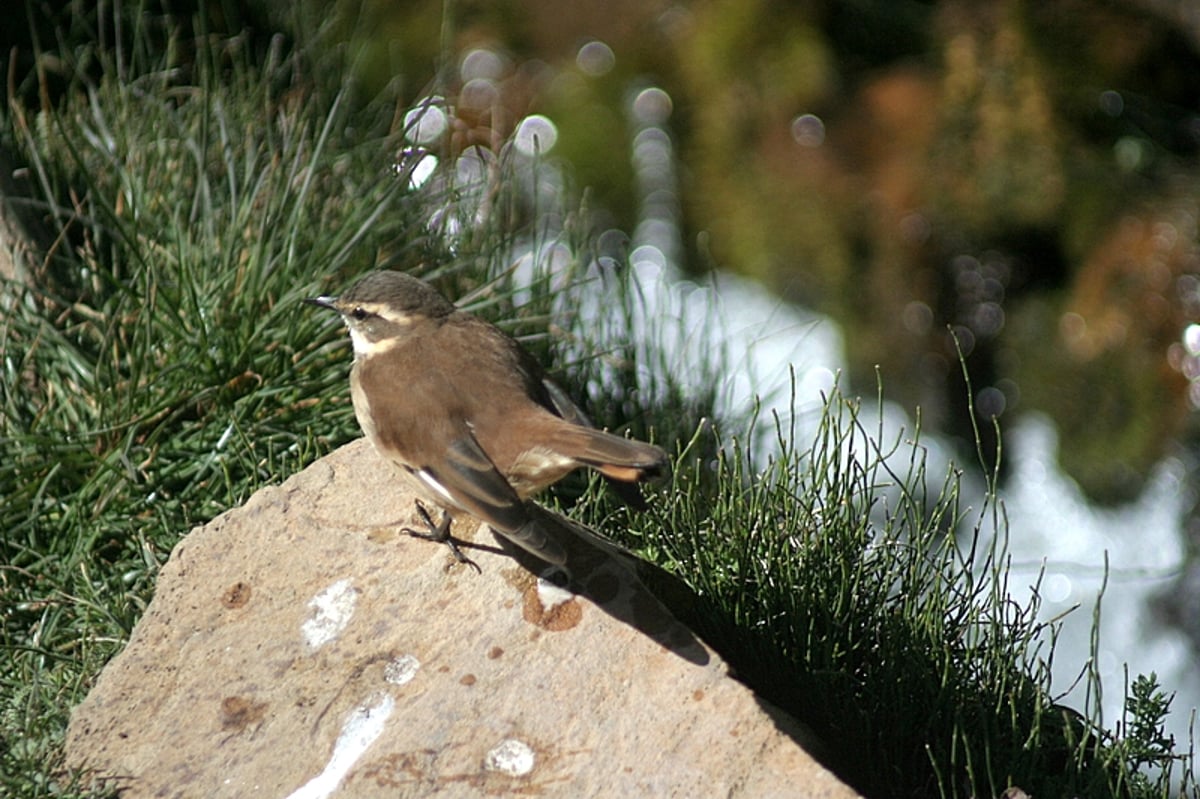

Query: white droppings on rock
535,576,575,611
301,578,357,650
383,653,420,686
484,738,536,776
285,693,394,799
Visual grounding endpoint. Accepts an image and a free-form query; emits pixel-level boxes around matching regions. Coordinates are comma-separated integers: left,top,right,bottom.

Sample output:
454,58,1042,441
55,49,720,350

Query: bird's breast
349,362,378,442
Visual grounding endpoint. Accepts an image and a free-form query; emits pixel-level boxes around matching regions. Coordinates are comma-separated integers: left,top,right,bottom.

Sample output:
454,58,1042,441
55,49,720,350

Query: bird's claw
400,501,481,573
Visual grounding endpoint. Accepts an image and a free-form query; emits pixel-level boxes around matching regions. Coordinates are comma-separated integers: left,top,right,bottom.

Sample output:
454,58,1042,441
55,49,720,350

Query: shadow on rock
491,505,710,667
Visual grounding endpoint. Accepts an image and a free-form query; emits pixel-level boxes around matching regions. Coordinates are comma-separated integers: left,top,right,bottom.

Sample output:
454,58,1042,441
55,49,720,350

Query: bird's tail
554,425,670,483
541,379,669,484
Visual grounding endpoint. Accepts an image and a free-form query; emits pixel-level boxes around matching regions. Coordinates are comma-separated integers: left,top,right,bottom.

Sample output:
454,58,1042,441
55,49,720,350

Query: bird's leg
400,501,480,572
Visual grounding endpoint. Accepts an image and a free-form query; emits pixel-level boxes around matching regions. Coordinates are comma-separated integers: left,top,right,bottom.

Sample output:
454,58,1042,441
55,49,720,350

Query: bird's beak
304,295,339,311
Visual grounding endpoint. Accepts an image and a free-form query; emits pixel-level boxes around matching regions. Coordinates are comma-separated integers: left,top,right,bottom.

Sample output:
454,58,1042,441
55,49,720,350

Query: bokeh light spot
630,244,667,273
513,115,558,155
631,87,673,127
1044,572,1073,604
899,212,931,245
1099,89,1123,117
1184,324,1200,356
791,113,826,147
1060,312,1087,343
1114,137,1147,171
399,150,437,189
461,48,508,81
972,301,1005,337
577,40,615,77
403,100,448,145
455,146,492,185
976,386,1007,418
949,324,976,355
902,301,934,335
459,78,499,111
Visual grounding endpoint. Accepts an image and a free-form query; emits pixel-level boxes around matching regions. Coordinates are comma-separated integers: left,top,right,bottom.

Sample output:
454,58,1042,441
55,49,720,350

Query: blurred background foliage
8,0,1200,504
292,0,1200,505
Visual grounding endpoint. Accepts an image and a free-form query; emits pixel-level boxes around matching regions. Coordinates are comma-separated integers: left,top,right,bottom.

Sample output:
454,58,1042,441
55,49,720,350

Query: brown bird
307,270,668,566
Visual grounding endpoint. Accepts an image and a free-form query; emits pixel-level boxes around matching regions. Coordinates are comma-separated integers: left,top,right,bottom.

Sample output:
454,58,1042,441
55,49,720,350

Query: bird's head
306,271,455,357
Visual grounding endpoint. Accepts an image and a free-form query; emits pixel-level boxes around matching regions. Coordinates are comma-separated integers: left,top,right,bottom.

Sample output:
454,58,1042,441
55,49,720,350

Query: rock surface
65,438,859,798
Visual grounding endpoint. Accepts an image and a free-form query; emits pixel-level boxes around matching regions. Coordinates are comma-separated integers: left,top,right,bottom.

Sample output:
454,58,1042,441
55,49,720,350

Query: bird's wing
428,430,567,565
541,378,593,426
382,417,567,566
361,349,567,565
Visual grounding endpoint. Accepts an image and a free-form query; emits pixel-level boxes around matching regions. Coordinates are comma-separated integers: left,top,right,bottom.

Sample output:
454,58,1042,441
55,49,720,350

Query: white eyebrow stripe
377,308,418,325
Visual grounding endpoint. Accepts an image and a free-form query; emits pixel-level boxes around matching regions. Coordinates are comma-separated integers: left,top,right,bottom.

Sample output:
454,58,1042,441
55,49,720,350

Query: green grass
1,8,401,795
624,387,1197,797
1,4,1197,798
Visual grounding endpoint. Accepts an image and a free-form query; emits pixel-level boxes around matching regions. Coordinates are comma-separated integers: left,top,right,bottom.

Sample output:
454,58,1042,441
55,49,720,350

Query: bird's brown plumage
315,270,668,565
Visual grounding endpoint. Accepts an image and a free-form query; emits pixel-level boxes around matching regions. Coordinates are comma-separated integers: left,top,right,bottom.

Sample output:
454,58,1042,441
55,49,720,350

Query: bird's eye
351,307,368,321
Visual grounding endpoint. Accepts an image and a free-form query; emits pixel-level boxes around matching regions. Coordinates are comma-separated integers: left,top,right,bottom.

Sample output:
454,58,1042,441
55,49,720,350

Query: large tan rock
65,438,858,798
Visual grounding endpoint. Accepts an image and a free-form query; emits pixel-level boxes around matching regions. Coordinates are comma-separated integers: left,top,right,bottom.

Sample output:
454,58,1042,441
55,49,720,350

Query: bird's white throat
347,326,400,359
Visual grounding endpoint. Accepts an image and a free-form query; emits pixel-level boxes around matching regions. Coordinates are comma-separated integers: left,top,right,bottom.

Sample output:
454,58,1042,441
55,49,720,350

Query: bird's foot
400,502,481,573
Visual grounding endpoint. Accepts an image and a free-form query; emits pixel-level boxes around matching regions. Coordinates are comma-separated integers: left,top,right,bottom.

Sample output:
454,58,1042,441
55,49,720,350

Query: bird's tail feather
556,426,669,482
